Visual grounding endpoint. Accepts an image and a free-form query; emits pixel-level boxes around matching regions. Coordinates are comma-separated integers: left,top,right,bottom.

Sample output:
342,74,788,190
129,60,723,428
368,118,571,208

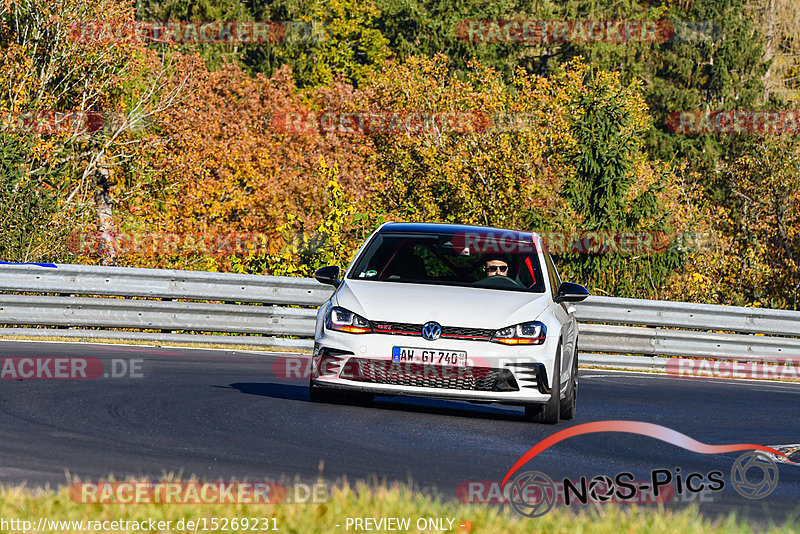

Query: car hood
335,279,551,329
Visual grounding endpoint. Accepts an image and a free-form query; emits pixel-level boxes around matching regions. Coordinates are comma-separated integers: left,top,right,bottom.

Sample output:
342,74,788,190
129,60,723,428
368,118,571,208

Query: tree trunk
93,151,117,266
762,0,776,101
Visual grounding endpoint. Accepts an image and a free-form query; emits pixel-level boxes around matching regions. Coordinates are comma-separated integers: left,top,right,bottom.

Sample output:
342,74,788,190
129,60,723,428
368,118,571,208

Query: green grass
0,480,796,533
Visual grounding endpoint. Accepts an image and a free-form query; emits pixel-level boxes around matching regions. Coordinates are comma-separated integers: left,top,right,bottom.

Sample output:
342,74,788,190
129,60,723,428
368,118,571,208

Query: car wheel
524,344,561,424
309,381,342,403
560,350,577,420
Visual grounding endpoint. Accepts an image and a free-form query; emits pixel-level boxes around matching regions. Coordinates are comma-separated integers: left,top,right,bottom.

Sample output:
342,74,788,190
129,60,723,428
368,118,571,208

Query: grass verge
0,481,797,533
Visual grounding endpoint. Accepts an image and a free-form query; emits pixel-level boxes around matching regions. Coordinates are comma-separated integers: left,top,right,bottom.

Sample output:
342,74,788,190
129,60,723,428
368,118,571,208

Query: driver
483,255,509,277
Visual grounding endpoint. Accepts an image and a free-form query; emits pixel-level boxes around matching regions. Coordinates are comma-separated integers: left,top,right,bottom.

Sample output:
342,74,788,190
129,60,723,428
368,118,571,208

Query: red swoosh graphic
501,420,792,487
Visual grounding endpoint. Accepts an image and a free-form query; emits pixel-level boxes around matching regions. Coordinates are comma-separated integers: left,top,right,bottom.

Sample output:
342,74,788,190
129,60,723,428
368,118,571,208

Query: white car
310,222,588,423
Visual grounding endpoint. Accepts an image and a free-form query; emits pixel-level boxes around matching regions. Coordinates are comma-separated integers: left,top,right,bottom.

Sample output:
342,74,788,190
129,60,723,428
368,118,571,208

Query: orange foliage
121,63,376,271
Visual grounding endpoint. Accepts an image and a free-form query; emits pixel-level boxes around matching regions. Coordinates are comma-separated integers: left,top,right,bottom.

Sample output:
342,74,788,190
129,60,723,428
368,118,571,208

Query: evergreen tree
558,73,682,297
644,0,771,169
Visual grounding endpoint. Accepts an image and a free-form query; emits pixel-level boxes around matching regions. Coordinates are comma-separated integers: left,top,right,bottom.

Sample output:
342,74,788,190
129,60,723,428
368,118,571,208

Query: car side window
550,253,562,288
543,250,561,297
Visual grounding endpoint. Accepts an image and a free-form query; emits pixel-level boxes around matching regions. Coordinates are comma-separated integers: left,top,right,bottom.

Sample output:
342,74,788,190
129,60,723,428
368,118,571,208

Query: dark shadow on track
221,382,309,401
226,382,531,422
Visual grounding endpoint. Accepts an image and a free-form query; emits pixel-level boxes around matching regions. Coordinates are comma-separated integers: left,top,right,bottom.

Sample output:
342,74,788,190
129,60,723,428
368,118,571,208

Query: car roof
378,222,540,242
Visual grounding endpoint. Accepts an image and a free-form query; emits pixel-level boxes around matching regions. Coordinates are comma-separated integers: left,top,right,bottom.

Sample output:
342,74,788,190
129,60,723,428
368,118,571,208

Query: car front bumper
312,329,559,405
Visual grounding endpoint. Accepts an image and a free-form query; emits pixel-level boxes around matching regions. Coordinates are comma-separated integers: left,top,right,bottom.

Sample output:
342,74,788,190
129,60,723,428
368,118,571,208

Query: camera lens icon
508,471,557,517
731,451,779,499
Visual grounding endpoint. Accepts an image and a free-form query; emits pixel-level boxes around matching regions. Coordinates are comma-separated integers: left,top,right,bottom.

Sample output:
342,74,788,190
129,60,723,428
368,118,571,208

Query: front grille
371,321,493,341
442,326,493,340
372,321,422,336
340,358,514,391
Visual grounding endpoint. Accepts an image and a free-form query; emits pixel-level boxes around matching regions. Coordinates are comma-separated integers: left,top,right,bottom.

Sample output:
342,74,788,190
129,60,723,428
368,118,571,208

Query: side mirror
314,265,341,288
554,281,589,303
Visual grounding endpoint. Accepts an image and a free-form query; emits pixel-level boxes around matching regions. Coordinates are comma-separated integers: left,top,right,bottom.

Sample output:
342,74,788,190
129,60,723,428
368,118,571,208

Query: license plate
392,347,467,366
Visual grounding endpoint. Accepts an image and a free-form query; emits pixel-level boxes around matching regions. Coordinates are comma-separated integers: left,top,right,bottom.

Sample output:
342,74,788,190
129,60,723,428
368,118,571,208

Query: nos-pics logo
502,421,789,518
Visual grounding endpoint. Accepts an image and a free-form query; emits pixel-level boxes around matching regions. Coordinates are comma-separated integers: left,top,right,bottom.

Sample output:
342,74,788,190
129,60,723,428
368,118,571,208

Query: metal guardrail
574,295,800,336
0,263,799,373
0,294,316,334
578,324,800,361
0,263,330,305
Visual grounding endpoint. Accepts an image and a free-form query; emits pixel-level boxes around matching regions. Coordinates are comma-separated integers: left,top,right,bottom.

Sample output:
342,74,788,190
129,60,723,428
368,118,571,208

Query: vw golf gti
310,222,589,423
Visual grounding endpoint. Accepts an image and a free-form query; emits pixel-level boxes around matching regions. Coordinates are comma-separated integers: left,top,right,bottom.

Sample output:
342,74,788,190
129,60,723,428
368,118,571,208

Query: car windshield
347,233,546,293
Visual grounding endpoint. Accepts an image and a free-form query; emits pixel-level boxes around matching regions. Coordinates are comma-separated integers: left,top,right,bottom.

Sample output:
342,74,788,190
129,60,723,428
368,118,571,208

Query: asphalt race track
0,339,798,523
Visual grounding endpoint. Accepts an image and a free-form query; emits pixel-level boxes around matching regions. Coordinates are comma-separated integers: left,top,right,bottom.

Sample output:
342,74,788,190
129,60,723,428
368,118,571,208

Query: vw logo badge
421,322,442,341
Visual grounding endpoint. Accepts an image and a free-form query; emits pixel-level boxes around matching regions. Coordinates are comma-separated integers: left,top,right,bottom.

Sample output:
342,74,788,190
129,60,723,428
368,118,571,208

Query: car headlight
491,321,546,345
325,306,372,334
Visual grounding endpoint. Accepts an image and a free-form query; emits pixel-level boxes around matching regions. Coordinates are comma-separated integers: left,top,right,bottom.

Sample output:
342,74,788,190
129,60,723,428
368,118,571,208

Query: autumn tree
118,61,376,272
0,0,136,260
362,55,578,229
668,137,800,309
242,0,391,88
0,0,192,264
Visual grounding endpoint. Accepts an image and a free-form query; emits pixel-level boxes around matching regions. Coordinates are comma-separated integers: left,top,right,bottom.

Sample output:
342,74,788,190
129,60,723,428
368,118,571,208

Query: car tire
524,344,561,424
560,350,577,420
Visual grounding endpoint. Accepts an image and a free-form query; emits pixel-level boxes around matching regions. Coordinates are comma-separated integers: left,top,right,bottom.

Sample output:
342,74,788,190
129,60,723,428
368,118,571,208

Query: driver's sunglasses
485,265,508,273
